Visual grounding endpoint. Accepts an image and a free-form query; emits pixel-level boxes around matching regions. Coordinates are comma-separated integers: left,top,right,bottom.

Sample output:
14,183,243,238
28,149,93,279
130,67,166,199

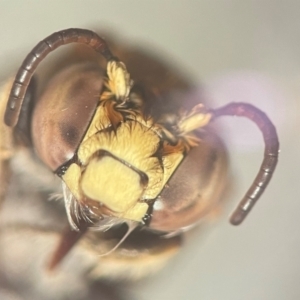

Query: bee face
1,28,279,273
30,56,227,233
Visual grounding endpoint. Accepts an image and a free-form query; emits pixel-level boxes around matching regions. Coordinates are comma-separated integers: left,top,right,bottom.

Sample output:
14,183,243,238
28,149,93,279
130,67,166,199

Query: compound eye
31,64,104,171
149,131,228,233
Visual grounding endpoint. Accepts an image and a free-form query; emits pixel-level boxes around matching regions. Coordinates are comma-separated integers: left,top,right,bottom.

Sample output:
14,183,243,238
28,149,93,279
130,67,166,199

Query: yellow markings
161,152,184,189
178,111,212,135
0,78,14,160
118,201,148,222
81,156,143,213
82,105,111,142
62,163,82,200
78,121,164,199
106,60,132,101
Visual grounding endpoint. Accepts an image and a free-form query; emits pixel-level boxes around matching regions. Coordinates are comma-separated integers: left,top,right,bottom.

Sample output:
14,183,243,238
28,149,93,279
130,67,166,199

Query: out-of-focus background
0,1,299,300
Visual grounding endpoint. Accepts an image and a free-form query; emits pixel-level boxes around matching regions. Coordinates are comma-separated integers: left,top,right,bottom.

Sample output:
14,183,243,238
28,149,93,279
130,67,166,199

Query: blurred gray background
0,1,299,300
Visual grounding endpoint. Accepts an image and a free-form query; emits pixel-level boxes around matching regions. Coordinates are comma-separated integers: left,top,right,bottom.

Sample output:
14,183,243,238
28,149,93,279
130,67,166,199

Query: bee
0,28,279,298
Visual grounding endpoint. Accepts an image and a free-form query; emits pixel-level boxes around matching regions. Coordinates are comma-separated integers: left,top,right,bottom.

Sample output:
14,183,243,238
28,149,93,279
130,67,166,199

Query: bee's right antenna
211,102,279,225
5,28,114,127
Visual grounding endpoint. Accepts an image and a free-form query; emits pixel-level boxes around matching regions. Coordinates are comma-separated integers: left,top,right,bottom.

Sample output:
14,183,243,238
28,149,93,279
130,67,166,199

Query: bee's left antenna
211,102,279,225
4,28,114,127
